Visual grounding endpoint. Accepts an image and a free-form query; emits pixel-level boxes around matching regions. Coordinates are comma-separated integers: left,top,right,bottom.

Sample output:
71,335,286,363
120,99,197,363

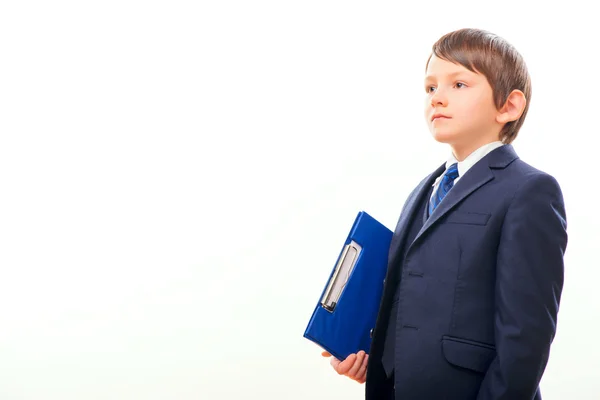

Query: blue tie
429,163,459,215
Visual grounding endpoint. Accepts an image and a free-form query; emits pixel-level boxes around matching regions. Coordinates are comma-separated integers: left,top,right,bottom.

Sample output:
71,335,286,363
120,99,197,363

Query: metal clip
320,240,362,312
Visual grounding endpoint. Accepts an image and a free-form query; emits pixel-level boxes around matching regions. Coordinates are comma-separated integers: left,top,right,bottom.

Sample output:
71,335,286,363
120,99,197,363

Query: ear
496,89,527,124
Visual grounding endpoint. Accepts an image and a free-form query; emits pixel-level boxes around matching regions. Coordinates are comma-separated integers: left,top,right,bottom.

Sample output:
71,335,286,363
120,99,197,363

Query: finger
335,354,356,375
347,351,365,378
354,354,369,382
321,351,331,357
360,353,369,371
362,354,369,371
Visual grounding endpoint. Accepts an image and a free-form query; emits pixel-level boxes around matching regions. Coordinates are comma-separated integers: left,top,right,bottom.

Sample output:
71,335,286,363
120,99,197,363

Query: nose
430,88,447,107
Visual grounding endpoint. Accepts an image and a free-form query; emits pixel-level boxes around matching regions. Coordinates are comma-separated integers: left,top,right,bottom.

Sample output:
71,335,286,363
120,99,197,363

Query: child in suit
321,28,568,400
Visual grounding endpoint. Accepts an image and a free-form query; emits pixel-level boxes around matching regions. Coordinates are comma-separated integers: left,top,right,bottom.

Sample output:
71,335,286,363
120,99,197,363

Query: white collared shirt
431,141,504,200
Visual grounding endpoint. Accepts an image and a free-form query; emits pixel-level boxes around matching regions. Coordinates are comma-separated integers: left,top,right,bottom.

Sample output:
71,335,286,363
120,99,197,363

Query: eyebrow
424,71,471,81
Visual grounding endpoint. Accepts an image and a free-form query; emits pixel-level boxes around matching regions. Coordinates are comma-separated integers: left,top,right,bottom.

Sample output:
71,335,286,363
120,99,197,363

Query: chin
430,129,459,145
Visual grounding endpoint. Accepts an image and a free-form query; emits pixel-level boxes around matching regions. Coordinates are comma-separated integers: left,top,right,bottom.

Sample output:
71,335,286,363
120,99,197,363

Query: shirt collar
433,141,504,186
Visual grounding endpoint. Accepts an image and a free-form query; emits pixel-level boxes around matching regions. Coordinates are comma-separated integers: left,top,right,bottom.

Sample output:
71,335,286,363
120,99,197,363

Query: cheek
469,93,497,119
457,98,488,122
458,96,479,113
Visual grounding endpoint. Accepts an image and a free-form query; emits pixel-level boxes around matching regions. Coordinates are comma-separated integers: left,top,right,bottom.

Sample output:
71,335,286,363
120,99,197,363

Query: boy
321,28,568,399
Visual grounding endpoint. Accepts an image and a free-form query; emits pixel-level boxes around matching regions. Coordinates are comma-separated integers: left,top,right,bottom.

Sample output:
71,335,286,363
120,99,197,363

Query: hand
321,350,369,384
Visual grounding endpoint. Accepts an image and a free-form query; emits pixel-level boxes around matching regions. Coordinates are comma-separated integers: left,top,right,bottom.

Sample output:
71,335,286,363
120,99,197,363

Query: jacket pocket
441,335,496,373
443,211,491,226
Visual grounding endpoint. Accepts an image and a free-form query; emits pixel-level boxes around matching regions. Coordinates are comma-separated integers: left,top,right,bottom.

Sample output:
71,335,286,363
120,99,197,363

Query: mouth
431,114,450,122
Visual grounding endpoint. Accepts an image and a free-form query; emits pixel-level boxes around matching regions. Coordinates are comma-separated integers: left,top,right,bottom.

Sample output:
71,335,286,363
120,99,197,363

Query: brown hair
426,28,532,144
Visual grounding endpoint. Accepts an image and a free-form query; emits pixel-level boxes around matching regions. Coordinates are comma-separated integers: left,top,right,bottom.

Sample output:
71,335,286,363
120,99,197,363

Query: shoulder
505,158,564,199
498,159,567,227
487,144,563,195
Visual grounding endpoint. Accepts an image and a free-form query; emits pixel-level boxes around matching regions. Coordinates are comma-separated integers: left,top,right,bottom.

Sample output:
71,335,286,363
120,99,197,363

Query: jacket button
370,328,374,338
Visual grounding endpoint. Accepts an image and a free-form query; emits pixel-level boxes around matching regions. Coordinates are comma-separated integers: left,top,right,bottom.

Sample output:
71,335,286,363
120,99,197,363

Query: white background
0,1,598,399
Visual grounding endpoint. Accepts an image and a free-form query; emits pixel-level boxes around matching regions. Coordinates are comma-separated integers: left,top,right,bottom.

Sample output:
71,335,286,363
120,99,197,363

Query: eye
455,82,466,89
426,86,436,93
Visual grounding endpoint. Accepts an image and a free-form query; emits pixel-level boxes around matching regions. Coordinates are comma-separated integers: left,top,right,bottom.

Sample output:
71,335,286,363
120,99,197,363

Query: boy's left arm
477,173,568,400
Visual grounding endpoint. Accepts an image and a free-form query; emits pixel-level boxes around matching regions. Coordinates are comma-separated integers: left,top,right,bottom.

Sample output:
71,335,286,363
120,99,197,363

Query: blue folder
303,211,393,361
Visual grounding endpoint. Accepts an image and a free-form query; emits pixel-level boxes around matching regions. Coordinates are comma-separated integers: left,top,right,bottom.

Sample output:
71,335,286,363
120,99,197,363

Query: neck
451,137,501,161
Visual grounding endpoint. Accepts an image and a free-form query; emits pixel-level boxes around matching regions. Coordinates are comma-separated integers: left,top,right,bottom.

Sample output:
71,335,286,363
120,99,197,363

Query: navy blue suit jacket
366,145,568,399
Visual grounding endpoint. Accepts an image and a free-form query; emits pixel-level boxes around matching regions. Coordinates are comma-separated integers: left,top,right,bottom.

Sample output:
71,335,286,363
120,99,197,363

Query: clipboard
303,211,393,360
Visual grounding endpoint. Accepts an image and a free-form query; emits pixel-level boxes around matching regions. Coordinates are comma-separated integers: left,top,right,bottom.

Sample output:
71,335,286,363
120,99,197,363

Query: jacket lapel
411,144,519,247
387,164,444,270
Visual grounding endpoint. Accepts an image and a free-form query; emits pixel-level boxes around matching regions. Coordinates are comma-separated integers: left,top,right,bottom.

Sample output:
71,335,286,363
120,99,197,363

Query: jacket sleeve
477,173,568,400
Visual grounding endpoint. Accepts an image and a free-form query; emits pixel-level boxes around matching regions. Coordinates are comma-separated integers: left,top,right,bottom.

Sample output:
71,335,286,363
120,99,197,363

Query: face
424,55,502,159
